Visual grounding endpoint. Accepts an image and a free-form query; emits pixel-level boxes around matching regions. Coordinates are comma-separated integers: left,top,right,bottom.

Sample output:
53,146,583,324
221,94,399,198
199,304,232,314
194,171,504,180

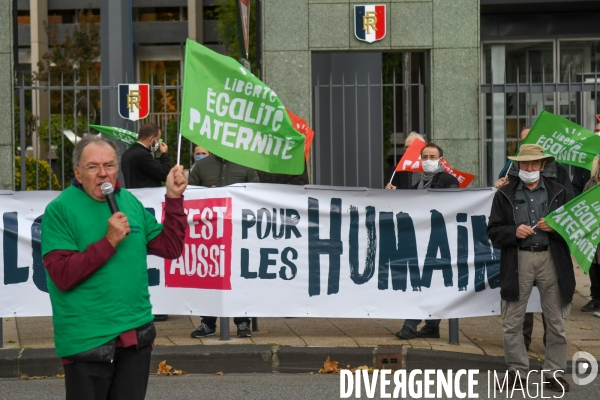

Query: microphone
100,182,120,214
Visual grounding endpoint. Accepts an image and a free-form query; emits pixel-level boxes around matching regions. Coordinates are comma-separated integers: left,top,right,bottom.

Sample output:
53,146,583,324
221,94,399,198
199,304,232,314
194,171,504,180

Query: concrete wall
0,1,14,190
261,0,481,186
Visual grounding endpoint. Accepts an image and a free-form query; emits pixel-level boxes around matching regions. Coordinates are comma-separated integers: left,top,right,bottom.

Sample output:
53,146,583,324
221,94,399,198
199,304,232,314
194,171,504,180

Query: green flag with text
89,124,137,146
545,184,600,273
522,111,600,171
180,39,305,175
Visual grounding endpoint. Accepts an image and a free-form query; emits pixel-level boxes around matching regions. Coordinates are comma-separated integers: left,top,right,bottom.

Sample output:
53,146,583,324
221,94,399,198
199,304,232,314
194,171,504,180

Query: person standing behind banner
571,123,599,196
487,144,575,392
188,154,259,338
185,145,210,179
385,132,424,190
395,143,458,340
41,135,188,400
121,122,172,189
583,156,600,316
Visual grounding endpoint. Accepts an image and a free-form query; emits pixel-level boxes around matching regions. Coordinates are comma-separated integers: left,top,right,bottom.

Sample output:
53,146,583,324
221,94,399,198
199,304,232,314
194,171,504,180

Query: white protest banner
0,185,541,318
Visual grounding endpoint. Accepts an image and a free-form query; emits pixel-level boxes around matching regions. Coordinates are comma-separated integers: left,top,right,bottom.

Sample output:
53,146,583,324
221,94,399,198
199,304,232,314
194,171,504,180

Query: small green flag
89,124,137,146
522,110,600,171
545,184,600,273
180,39,305,175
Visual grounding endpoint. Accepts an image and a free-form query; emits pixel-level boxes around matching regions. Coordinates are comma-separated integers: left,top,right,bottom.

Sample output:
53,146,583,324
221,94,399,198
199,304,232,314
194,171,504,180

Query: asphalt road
0,373,598,399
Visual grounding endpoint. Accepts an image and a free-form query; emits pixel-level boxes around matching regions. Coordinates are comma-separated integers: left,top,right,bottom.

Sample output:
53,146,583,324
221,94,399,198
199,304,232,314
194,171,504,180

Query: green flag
522,110,600,171
89,124,137,146
180,39,305,175
545,184,600,273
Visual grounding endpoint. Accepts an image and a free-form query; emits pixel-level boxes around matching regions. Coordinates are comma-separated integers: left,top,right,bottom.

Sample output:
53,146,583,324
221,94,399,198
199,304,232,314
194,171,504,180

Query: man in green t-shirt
41,135,188,399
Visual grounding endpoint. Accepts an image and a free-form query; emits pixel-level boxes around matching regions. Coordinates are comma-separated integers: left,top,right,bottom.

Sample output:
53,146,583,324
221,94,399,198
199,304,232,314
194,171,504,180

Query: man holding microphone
41,135,188,399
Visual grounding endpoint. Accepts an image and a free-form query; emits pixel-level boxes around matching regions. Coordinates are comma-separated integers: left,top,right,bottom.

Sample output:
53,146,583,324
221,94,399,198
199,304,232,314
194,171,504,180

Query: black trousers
64,345,152,400
523,312,547,349
589,263,600,300
201,316,250,328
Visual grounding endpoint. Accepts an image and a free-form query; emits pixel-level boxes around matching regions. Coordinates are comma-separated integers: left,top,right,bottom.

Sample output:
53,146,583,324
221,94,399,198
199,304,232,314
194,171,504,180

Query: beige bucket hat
507,144,555,163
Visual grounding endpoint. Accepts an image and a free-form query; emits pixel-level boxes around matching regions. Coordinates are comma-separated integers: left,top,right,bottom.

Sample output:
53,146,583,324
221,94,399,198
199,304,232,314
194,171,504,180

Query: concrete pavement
1,264,599,377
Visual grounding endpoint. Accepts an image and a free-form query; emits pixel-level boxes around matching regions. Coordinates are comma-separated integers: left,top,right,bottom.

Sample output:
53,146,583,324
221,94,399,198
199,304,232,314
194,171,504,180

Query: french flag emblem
118,84,150,121
354,5,386,43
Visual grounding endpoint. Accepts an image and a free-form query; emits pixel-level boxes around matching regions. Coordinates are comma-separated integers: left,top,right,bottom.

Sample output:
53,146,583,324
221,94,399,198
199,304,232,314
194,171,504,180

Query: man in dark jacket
121,123,172,189
487,144,575,392
395,143,459,340
188,154,259,338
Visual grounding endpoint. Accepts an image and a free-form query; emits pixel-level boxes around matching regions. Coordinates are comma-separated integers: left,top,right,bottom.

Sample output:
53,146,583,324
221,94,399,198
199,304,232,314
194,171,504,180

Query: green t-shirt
41,185,163,357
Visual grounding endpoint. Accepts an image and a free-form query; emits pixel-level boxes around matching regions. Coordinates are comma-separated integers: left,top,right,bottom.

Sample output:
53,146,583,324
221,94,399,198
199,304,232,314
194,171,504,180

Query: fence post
252,317,258,331
219,317,230,341
449,318,459,345
0,319,3,348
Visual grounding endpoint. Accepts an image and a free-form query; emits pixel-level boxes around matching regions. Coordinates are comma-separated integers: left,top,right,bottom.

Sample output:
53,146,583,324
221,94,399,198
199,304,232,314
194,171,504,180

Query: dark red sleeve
147,196,187,259
43,238,117,291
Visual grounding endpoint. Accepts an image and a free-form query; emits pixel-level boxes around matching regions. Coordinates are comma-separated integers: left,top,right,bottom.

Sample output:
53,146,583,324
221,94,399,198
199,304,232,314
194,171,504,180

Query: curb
0,346,588,378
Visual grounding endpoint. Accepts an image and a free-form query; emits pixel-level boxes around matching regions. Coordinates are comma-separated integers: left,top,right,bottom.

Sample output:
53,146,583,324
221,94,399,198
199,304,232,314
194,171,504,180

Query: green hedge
15,156,61,191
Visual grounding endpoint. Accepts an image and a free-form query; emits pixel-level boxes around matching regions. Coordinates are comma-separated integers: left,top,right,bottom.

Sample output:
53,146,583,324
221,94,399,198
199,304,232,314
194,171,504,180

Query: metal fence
14,70,184,191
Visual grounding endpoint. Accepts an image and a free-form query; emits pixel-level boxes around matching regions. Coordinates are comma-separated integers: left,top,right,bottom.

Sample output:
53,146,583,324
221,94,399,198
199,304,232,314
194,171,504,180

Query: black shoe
496,371,524,391
416,325,440,338
546,376,570,392
153,314,169,322
395,326,416,339
190,322,216,338
237,322,252,338
581,299,599,312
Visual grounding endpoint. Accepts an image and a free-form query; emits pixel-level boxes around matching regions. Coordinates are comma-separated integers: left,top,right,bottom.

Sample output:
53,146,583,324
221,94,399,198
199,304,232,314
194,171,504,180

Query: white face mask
519,169,540,184
150,139,159,152
422,159,440,174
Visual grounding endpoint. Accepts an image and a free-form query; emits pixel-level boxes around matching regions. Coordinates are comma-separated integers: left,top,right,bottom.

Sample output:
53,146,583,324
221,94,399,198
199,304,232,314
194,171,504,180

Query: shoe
581,299,599,312
496,371,524,390
416,325,440,338
190,322,216,338
546,375,570,392
395,326,416,340
594,310,600,318
153,314,169,322
237,322,252,338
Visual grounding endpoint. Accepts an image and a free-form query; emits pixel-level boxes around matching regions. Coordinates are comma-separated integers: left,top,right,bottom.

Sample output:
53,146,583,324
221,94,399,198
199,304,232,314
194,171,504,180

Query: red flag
286,109,314,163
393,137,475,188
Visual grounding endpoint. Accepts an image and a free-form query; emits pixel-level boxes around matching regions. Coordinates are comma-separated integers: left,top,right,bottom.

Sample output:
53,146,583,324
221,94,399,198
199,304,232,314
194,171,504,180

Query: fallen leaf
55,374,65,379
20,375,29,380
580,326,593,330
30,376,47,380
215,371,224,376
7,340,15,344
470,337,485,342
154,360,186,376
318,356,340,373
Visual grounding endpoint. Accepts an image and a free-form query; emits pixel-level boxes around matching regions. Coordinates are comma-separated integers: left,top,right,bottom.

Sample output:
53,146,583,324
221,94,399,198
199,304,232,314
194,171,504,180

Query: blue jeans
403,319,441,332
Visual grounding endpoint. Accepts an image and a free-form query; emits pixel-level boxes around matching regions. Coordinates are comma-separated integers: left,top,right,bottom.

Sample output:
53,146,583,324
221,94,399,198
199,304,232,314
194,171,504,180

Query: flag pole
176,134,182,166
388,171,396,185
504,163,512,179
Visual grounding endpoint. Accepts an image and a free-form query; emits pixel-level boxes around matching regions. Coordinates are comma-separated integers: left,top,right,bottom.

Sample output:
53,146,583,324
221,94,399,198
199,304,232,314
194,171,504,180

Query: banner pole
176,134,182,166
504,163,512,179
388,171,396,185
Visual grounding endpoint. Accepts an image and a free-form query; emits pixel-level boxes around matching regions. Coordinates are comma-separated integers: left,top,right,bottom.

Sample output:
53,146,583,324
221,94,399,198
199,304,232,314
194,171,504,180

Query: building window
136,7,187,22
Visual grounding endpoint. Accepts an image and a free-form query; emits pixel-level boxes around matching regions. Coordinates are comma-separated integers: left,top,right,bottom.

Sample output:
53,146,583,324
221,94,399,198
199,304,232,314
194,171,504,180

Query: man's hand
536,218,554,232
106,212,130,248
516,224,535,239
385,183,397,190
494,177,509,189
157,141,168,155
166,165,187,198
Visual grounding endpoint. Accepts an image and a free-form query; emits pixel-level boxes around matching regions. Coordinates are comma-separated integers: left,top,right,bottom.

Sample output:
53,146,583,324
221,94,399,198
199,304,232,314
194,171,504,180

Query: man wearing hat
487,144,575,392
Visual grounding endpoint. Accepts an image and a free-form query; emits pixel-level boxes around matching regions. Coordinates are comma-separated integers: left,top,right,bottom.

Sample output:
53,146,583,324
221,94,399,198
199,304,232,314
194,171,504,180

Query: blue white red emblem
354,5,386,43
118,84,150,121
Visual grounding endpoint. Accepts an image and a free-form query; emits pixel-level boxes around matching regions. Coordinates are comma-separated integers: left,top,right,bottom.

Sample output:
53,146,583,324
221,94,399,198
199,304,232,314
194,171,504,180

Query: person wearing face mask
185,146,211,179
395,143,459,341
582,156,600,317
487,144,575,393
571,122,600,197
121,123,172,189
385,132,425,190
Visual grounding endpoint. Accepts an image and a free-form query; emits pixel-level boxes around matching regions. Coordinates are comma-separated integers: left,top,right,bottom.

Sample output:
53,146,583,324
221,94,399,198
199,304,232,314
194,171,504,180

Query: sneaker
594,310,600,318
496,371,524,391
545,375,570,392
416,325,440,338
237,322,252,338
395,326,416,340
190,322,216,338
581,299,600,312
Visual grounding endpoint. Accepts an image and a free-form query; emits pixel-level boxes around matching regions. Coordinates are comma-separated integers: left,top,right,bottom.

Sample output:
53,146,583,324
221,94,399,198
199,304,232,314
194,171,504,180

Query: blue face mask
194,154,208,162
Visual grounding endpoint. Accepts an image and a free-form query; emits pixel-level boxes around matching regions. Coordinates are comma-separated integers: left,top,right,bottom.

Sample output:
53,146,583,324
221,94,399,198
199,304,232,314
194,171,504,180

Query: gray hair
407,131,425,141
72,135,119,168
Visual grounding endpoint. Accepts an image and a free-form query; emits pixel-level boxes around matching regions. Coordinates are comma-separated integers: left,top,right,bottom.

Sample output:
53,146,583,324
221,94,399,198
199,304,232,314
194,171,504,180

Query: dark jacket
506,161,574,198
487,177,576,304
412,171,459,189
572,166,591,196
258,164,309,185
121,142,172,188
188,155,259,187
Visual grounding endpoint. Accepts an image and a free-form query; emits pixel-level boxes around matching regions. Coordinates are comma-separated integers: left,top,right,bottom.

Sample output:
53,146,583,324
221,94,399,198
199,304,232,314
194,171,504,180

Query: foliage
164,117,195,170
14,102,37,152
215,0,258,75
14,156,61,191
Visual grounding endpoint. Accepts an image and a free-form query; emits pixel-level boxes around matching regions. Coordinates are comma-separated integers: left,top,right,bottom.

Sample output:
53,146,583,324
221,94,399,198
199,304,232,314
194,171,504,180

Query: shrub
14,156,61,191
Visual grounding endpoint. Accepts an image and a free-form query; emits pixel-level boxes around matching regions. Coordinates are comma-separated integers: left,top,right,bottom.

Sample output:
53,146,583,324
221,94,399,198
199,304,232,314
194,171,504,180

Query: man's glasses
81,163,117,174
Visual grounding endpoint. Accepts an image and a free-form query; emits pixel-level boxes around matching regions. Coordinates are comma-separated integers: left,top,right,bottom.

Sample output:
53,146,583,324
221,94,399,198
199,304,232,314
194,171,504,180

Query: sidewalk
2,264,600,376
